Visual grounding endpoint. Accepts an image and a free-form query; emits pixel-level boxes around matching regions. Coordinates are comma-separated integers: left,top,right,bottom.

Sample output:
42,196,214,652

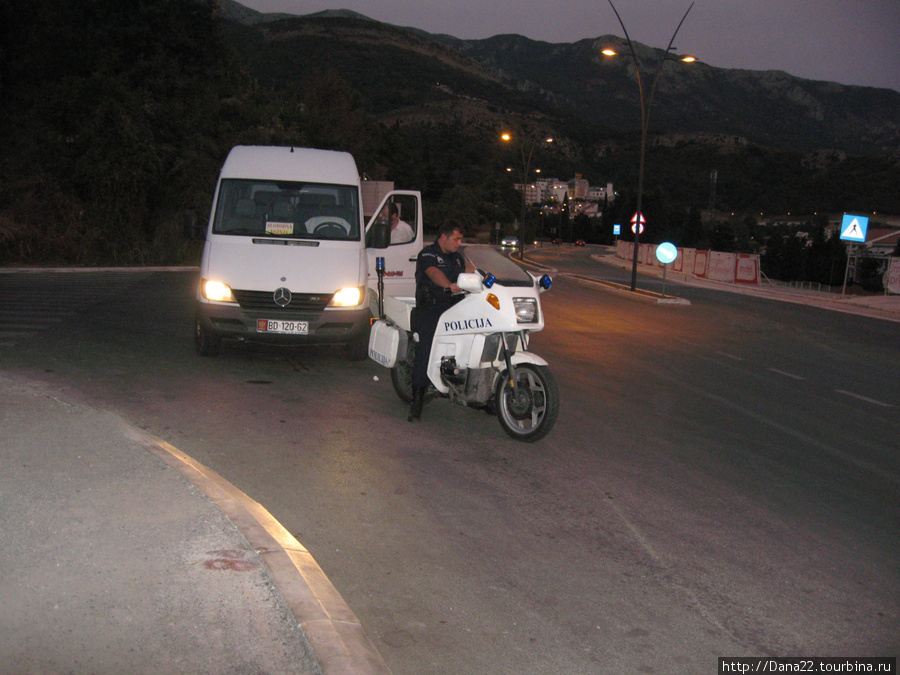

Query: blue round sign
656,242,677,264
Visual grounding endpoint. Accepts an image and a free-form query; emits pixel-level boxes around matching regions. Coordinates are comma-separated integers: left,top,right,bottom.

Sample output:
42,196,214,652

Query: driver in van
388,202,415,244
408,220,466,422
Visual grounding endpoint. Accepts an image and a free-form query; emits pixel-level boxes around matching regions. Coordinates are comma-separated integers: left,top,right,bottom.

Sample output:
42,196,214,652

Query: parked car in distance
574,239,586,246
501,236,519,248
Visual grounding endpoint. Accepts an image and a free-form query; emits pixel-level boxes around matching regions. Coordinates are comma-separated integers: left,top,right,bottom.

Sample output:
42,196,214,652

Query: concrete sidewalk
0,374,390,674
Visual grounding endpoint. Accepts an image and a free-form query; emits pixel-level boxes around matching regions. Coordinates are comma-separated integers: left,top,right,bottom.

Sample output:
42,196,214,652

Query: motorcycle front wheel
496,364,560,442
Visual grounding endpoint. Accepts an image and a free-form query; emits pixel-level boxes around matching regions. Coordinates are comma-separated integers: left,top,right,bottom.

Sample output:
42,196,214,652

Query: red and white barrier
735,254,760,284
707,252,735,282
885,257,900,294
614,241,760,285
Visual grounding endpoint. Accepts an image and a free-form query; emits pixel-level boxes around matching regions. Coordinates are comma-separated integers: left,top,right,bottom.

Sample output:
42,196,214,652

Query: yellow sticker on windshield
266,221,294,235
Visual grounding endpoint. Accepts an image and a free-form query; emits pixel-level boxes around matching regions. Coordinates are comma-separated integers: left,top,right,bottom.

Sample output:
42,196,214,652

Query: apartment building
513,177,615,208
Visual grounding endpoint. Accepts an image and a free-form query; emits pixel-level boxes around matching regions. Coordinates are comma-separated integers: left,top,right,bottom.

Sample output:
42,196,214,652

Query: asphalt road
1,257,897,674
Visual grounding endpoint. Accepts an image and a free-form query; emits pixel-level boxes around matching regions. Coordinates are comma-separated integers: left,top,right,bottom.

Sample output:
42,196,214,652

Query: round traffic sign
656,242,677,264
631,222,645,234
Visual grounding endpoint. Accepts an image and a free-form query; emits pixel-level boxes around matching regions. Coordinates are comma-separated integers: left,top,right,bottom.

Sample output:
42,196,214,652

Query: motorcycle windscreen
463,245,534,287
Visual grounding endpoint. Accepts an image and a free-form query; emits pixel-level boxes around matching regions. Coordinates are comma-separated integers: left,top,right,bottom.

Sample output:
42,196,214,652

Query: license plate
256,319,309,335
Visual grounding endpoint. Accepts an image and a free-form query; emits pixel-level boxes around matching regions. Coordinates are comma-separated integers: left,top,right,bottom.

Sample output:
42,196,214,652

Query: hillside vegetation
1,0,898,267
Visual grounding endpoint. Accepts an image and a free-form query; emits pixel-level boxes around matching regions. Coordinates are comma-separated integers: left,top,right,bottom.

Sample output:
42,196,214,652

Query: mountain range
219,1,900,158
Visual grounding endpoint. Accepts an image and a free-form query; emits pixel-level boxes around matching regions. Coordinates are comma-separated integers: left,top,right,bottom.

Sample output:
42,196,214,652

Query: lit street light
603,0,696,291
501,132,553,257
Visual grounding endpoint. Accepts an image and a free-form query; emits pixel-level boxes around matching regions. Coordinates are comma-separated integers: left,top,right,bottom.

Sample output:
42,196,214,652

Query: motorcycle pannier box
368,319,407,368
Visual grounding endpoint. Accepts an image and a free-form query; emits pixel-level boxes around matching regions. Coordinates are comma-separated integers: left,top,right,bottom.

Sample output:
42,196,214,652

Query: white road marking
834,390,894,408
767,367,806,380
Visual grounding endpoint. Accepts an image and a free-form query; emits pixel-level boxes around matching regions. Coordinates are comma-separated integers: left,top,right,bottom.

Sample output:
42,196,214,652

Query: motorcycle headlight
513,297,538,323
329,286,364,308
202,279,234,303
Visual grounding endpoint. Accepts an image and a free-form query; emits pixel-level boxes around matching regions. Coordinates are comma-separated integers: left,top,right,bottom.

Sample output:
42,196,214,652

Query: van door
365,190,423,300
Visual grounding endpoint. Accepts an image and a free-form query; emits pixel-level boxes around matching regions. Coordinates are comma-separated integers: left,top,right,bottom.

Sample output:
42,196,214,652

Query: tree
708,220,736,252
572,213,591,242
431,185,481,233
855,254,884,293
681,207,704,248
806,219,846,286
559,195,570,242
0,0,247,264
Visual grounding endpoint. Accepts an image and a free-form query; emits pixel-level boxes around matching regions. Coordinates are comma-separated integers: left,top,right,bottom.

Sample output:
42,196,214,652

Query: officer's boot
407,386,425,422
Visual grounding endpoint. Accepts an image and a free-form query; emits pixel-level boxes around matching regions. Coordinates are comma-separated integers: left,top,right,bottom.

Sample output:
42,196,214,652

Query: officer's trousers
411,302,446,388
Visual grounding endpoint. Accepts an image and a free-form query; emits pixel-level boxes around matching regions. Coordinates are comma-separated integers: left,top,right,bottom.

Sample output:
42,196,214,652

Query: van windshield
213,179,360,241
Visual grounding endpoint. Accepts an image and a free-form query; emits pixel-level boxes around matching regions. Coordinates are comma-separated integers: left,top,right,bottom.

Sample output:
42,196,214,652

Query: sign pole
838,214,869,298
655,242,678,298
841,244,853,298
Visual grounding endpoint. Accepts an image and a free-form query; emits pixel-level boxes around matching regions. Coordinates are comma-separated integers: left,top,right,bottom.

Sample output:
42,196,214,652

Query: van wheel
195,314,221,357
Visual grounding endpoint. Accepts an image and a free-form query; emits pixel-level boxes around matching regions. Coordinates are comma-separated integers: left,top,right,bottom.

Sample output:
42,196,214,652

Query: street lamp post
603,1,695,291
502,132,552,258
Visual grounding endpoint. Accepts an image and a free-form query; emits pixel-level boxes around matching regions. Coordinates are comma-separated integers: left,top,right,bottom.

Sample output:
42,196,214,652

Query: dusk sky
237,0,900,92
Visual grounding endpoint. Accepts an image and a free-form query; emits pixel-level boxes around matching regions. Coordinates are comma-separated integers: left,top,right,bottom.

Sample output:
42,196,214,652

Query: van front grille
232,289,332,312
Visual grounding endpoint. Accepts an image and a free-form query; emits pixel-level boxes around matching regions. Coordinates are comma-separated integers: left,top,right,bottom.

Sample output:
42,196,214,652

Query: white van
186,146,423,357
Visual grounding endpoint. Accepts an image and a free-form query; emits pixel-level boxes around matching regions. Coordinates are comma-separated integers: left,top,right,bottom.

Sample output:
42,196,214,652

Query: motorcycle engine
440,356,467,385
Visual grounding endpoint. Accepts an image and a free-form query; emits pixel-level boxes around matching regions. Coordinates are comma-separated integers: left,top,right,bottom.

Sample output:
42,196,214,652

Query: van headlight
202,279,234,303
329,286,364,308
513,297,538,323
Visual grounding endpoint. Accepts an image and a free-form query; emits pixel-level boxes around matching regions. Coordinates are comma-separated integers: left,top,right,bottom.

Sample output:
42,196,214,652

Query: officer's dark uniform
411,240,465,393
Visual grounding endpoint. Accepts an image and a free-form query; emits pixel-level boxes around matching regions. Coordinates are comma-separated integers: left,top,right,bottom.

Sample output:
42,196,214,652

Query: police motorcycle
368,244,559,442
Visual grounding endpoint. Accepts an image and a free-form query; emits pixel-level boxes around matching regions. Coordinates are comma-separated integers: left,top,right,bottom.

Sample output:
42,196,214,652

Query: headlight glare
203,279,234,302
330,287,363,307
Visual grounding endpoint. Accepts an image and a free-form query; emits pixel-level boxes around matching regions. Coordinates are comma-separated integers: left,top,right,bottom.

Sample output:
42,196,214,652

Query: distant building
512,176,614,209
864,228,900,257
521,181,543,205
588,183,615,203
574,202,600,216
568,177,589,200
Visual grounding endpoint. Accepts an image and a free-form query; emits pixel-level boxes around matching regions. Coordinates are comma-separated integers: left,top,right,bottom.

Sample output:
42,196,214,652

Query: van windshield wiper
219,228,260,235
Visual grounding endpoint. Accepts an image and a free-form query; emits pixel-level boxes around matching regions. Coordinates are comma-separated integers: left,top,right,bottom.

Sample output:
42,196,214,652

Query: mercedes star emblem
273,287,292,307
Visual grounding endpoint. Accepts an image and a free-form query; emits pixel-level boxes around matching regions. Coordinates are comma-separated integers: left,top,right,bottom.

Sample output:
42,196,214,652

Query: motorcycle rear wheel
390,336,416,403
496,364,559,442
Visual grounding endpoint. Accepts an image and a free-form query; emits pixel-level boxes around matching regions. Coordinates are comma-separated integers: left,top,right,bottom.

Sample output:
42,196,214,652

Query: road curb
127,426,393,675
563,272,691,305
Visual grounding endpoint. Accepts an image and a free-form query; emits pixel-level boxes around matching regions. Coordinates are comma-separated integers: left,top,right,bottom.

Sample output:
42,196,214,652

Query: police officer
408,220,466,422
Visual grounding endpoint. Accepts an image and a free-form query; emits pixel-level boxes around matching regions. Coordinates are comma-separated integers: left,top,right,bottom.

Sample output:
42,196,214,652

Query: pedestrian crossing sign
840,214,868,242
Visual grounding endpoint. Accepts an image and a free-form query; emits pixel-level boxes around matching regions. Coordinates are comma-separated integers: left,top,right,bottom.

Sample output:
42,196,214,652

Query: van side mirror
183,211,205,240
367,219,390,249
